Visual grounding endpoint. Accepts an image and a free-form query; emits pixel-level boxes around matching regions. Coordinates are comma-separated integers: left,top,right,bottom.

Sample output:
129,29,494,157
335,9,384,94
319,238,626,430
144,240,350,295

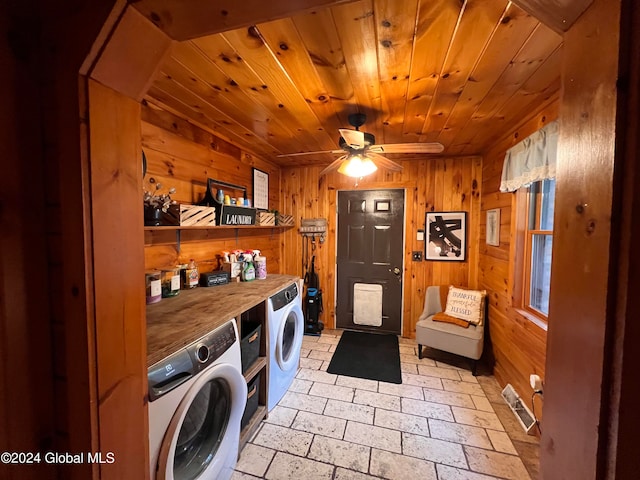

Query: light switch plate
412,251,422,261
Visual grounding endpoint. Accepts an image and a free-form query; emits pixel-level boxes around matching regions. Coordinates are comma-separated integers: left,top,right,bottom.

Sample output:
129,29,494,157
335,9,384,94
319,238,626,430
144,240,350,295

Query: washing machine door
276,303,304,371
157,363,247,480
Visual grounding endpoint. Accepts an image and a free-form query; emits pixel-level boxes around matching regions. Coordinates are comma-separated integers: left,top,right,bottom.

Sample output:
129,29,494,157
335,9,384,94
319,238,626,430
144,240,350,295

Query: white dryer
148,319,247,480
267,281,304,411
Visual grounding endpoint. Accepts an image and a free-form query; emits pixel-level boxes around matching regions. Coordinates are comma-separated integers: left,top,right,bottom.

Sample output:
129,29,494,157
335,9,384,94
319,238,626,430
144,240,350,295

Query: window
501,121,557,323
523,179,555,317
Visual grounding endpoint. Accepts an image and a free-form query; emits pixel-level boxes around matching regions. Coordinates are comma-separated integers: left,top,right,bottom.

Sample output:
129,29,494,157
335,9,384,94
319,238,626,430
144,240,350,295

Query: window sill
514,308,548,332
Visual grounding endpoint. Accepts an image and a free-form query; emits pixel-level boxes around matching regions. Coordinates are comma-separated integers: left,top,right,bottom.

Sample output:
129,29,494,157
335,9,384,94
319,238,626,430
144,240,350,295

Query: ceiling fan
277,113,444,178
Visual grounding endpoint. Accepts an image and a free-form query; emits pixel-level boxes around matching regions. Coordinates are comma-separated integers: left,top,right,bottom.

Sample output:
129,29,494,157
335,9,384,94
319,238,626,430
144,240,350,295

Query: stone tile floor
233,329,539,480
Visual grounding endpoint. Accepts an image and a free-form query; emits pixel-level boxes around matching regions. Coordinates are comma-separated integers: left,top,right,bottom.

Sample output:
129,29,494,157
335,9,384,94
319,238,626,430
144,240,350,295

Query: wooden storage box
160,204,216,226
277,213,294,226
179,204,216,226
256,212,276,226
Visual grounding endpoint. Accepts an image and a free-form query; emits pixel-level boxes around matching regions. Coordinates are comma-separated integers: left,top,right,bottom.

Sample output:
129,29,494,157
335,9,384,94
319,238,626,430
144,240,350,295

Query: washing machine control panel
270,282,299,312
187,320,237,372
148,349,195,402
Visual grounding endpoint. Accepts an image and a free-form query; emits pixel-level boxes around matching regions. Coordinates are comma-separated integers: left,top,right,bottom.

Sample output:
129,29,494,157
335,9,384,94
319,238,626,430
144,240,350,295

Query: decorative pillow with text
444,286,486,325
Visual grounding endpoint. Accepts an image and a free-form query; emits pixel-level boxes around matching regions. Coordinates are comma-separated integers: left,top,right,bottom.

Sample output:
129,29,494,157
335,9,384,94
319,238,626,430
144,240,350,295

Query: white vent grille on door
353,283,382,327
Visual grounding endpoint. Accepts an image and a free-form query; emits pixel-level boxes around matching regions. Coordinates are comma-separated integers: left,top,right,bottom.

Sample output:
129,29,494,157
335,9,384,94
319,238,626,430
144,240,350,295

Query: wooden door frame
333,186,408,335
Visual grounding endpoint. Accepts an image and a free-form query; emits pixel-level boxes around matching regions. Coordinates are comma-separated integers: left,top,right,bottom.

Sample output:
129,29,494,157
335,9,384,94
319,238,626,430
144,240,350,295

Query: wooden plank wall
279,157,482,339
478,97,559,415
141,101,283,273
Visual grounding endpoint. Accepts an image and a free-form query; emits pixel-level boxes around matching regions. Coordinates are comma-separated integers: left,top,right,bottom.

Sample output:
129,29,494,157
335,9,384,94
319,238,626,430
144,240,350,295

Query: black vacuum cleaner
304,255,324,336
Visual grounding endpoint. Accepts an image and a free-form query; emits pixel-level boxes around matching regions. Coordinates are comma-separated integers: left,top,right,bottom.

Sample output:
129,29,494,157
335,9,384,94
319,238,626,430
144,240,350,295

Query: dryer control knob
196,344,209,363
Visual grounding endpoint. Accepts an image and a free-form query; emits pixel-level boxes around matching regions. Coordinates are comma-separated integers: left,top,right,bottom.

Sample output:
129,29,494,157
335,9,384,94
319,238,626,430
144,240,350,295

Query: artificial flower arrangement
143,178,176,213
143,178,177,226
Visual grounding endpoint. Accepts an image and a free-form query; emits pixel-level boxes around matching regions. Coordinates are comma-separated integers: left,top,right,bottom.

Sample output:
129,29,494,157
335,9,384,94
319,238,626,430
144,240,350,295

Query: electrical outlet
530,374,543,393
412,251,422,261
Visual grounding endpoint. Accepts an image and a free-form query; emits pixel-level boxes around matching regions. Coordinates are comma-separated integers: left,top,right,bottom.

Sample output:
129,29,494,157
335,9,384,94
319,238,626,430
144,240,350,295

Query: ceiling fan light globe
338,155,378,177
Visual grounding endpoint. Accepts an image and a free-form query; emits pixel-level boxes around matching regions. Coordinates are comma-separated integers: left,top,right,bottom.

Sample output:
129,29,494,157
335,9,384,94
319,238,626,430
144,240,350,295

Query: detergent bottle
254,251,267,280
241,255,256,282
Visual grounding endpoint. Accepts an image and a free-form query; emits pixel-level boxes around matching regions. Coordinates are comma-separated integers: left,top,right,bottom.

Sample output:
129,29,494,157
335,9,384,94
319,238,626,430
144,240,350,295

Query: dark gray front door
336,189,404,335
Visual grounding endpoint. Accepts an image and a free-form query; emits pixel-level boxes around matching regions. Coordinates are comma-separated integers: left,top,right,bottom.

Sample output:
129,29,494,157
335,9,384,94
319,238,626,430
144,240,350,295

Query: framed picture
425,211,467,261
486,208,500,246
252,168,269,210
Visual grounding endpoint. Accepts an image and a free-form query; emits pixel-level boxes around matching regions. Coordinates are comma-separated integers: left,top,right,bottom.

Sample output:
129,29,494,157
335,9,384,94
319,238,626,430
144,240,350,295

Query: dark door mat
327,330,402,384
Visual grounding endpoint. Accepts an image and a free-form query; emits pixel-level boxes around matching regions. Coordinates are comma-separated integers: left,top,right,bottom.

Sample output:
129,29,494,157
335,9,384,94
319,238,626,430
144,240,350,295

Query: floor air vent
501,383,536,434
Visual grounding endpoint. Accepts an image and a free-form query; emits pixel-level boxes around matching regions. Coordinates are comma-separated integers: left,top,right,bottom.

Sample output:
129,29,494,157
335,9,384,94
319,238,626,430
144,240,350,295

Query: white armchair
415,286,485,375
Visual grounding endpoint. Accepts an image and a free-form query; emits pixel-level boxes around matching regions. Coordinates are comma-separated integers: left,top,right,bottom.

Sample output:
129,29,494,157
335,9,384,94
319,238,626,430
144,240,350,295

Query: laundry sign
223,213,254,225
218,205,256,225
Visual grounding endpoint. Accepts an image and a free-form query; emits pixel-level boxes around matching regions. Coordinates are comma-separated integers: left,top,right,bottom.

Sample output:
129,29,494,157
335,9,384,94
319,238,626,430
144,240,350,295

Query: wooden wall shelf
144,225,293,231
144,224,293,251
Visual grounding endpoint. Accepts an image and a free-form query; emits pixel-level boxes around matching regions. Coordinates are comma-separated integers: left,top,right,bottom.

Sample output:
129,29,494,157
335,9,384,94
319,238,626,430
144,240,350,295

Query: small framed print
252,168,269,210
486,208,500,246
425,211,467,261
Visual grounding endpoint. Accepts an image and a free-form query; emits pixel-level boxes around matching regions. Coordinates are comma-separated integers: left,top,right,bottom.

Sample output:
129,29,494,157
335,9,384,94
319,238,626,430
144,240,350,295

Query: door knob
389,267,401,275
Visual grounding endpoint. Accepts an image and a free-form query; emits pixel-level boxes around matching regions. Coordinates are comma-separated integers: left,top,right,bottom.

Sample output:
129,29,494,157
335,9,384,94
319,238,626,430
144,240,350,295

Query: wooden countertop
146,274,300,367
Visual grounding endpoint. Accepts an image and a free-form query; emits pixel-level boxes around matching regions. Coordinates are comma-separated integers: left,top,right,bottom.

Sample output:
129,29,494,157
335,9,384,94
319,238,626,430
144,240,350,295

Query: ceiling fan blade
277,149,344,157
370,142,444,154
319,155,348,177
339,129,365,149
367,152,403,172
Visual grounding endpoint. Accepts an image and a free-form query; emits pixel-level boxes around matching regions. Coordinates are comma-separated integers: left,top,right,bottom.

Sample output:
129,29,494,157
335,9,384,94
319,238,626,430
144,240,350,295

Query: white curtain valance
500,120,558,193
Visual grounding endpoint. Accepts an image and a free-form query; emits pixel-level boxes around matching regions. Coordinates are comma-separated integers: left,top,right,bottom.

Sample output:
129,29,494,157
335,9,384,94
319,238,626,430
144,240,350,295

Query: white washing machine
148,319,247,480
267,281,305,411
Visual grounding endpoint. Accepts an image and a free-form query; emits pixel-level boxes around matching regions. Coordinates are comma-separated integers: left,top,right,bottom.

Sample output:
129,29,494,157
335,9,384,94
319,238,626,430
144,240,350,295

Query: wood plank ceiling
145,0,562,167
